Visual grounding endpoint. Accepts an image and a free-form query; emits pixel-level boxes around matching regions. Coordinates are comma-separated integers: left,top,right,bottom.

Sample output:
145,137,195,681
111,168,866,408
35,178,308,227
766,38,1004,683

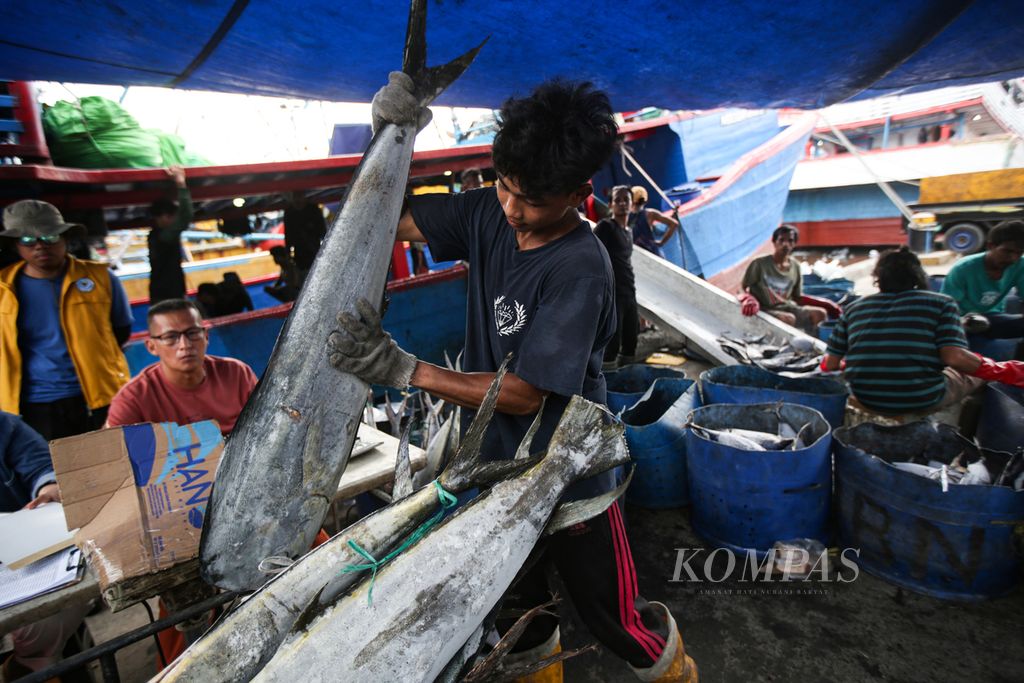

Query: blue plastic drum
605,364,687,414
621,378,700,508
834,421,1024,601
975,384,1024,453
685,403,832,556
700,364,849,429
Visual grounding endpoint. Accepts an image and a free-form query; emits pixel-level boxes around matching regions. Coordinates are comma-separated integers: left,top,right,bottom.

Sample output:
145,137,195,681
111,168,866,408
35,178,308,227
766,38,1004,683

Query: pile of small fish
690,419,813,451
717,332,822,374
891,448,1024,492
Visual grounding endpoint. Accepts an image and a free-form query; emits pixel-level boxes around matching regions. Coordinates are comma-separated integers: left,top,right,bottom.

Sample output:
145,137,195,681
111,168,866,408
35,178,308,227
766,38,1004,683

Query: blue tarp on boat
3,1,1023,111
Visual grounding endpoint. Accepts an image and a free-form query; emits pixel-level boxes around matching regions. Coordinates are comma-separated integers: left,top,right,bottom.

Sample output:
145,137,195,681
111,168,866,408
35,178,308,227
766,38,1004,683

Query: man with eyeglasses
0,200,132,440
106,298,257,435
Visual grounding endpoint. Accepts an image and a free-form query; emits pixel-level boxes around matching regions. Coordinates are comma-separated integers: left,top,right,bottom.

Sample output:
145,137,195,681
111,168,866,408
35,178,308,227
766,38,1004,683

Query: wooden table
337,423,427,499
0,570,100,634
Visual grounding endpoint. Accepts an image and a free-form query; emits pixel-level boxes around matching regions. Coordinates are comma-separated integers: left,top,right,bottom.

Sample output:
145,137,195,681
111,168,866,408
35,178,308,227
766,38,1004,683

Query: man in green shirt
739,224,840,333
941,220,1024,352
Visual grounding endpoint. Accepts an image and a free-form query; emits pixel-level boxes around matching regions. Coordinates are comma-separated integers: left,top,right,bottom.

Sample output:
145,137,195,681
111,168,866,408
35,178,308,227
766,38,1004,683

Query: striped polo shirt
826,289,967,414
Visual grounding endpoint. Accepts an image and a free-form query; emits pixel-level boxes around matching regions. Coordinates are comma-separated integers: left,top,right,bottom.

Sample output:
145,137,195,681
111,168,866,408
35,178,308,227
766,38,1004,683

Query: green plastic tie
341,480,458,604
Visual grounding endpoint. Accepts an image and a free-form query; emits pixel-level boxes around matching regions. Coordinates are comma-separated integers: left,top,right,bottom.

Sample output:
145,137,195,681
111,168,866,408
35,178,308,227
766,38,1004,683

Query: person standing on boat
595,185,642,370
148,165,193,305
630,186,679,256
283,191,327,288
821,246,1024,415
738,224,840,333
264,245,301,303
460,166,484,191
328,76,697,683
0,200,132,440
941,220,1024,358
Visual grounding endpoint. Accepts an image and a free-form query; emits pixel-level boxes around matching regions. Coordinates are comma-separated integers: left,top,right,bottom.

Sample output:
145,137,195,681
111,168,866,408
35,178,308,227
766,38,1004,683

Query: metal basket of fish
834,421,1024,601
685,403,833,557
700,364,849,429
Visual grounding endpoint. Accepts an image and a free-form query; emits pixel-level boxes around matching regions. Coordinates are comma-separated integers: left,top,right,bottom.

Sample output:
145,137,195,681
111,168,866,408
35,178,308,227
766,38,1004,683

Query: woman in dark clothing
594,185,639,370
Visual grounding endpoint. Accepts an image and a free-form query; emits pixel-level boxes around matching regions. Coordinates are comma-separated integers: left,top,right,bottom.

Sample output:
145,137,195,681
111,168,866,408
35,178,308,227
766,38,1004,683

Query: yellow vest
0,257,130,414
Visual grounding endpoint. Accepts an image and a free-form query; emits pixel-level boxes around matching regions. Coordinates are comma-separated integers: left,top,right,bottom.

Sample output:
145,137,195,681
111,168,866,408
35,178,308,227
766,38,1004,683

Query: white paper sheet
0,546,82,609
0,502,76,568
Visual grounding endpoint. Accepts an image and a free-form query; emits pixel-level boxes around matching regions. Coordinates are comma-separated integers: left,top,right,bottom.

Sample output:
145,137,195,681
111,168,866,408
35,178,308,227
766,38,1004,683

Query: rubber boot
507,627,563,683
602,358,620,372
630,602,698,683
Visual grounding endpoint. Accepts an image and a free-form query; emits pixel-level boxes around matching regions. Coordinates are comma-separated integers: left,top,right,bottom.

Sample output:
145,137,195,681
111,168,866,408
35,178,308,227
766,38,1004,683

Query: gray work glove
370,71,433,135
327,297,417,388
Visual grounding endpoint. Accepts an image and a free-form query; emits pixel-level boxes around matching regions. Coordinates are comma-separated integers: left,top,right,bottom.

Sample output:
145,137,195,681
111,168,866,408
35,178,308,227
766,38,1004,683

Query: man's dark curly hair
873,245,928,293
490,80,618,197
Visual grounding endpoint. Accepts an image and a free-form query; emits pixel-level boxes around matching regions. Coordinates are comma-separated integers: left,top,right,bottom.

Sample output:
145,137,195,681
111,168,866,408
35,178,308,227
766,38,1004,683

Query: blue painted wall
125,273,468,378
783,184,920,222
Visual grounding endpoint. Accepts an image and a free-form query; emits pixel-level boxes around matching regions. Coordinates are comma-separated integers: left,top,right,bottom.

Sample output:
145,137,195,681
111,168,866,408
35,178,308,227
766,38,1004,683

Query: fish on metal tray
199,0,487,592
252,396,630,683
717,332,822,374
154,361,535,683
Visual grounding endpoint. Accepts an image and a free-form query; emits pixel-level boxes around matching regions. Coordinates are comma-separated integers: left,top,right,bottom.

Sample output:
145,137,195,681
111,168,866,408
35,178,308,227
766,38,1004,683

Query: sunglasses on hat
18,235,62,246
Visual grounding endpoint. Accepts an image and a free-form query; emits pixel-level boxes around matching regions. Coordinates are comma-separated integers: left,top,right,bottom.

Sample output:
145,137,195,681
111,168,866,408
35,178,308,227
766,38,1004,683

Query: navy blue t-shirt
410,188,617,498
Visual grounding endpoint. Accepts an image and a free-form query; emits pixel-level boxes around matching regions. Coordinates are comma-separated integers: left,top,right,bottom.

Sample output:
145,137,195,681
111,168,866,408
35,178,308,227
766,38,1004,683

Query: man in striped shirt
822,247,1024,415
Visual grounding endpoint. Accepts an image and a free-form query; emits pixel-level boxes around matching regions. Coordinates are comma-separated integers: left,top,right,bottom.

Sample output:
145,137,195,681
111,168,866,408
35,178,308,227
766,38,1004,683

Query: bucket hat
1,200,86,241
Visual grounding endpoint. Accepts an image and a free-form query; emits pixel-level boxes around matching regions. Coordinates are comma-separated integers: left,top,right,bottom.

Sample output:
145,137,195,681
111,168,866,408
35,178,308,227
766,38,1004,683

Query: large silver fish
199,0,486,591
154,366,532,683
253,396,629,683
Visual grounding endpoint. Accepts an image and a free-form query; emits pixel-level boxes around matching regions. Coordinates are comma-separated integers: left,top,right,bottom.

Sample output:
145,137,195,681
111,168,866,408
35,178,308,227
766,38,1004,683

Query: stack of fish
717,332,822,374
154,367,629,682
689,419,813,451
891,449,1024,492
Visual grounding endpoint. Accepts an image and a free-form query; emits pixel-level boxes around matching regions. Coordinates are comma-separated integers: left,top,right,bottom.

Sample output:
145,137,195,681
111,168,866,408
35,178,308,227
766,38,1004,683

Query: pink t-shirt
107,355,258,435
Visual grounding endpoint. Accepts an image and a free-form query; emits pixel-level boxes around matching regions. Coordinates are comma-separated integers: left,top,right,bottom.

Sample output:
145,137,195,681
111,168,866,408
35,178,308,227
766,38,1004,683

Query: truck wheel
942,222,986,254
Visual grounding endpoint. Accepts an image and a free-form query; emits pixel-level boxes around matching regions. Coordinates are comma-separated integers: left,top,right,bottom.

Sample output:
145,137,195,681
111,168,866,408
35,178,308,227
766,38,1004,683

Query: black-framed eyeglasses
150,327,206,346
18,234,62,246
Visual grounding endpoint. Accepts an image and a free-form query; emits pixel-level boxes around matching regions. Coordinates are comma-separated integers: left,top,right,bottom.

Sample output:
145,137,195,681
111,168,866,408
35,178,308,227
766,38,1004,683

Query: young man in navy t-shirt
328,74,697,682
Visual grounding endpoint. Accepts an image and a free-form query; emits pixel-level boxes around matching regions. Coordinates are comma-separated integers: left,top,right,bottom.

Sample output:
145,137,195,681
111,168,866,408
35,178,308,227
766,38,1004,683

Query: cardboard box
49,421,222,590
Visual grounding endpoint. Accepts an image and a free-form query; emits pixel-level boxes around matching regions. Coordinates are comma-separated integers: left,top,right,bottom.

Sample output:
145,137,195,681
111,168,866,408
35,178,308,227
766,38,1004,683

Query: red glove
970,354,1024,387
738,293,760,316
799,294,842,319
819,355,846,372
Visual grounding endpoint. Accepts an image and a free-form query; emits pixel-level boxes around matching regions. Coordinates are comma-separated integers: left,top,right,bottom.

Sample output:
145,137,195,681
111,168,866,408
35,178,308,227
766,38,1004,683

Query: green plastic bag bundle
42,96,209,169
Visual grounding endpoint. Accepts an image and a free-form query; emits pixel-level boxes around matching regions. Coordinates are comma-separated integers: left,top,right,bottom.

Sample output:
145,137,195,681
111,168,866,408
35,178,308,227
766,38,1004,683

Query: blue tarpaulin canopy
3,0,1023,111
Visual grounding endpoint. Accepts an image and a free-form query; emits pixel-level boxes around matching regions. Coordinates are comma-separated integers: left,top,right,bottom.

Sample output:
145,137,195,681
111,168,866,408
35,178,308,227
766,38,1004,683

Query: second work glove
371,71,433,135
969,354,1024,387
738,292,760,316
327,298,417,388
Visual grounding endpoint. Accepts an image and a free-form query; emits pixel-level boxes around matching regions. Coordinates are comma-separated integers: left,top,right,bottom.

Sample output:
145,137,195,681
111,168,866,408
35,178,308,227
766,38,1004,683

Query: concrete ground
562,504,1024,683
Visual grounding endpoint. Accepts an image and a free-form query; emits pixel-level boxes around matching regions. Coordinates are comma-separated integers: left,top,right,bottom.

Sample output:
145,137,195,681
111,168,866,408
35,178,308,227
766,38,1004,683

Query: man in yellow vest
0,200,132,440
